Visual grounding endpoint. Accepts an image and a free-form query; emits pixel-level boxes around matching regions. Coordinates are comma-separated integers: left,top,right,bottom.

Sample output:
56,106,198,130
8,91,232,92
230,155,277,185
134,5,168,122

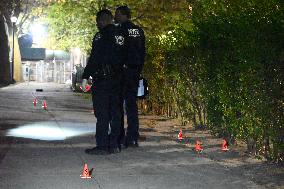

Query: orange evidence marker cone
33,99,37,106
80,163,92,179
178,129,183,140
195,140,203,152
221,139,229,151
42,101,47,110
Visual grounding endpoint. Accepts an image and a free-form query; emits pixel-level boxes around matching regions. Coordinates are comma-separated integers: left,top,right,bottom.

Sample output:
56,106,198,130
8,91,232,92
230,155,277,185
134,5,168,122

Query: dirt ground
138,115,284,189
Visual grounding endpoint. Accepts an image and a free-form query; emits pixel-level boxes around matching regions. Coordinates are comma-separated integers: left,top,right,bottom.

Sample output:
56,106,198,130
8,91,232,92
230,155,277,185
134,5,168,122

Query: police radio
137,77,148,99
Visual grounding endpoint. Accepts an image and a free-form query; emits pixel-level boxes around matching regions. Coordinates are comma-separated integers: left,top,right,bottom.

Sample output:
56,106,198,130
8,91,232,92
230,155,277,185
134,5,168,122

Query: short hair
116,5,131,19
96,9,113,22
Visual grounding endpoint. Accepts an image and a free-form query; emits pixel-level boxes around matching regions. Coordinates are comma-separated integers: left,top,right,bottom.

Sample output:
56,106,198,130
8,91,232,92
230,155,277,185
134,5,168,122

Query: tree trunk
203,107,207,125
0,15,11,85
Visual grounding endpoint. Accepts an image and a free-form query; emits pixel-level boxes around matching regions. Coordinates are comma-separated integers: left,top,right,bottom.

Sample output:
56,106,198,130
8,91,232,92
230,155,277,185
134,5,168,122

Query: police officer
115,6,146,148
82,9,124,155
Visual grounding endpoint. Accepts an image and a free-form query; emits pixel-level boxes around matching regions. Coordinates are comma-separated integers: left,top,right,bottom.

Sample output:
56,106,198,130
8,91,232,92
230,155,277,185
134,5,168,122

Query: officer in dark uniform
115,6,146,148
82,9,124,155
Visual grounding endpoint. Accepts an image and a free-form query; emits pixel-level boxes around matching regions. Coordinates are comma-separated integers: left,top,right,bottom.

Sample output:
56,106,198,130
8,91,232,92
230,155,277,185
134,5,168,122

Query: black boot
109,147,121,154
124,140,139,148
85,147,109,155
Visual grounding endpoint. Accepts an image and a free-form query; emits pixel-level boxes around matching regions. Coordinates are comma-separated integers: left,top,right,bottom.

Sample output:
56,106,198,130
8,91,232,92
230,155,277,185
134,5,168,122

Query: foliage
0,0,19,18
45,0,100,51
28,0,284,161
144,0,283,161
192,0,283,160
43,0,191,52
143,27,206,127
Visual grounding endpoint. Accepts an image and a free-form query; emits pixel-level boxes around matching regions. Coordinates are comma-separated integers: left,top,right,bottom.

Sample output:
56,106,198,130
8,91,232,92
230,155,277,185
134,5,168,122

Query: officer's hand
81,79,87,92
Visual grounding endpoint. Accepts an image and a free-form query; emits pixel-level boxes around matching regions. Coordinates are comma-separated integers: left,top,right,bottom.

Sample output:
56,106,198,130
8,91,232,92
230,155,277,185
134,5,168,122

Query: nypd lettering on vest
128,29,140,37
115,35,124,45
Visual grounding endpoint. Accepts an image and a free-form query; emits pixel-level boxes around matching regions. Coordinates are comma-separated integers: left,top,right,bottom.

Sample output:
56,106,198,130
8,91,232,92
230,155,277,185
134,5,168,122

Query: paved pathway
0,82,268,189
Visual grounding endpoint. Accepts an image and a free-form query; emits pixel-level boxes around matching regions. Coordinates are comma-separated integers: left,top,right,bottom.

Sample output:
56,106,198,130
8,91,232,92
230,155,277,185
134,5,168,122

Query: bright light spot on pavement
6,122,96,141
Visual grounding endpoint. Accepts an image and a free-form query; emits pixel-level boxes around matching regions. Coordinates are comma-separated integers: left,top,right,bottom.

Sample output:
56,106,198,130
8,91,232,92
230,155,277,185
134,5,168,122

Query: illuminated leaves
43,0,191,51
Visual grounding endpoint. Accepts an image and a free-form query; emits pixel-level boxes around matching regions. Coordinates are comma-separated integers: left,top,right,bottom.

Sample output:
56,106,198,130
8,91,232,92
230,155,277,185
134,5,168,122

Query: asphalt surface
0,82,266,189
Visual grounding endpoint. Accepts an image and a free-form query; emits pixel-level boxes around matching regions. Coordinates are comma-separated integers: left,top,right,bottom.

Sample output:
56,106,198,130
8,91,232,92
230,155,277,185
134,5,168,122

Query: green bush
144,0,283,161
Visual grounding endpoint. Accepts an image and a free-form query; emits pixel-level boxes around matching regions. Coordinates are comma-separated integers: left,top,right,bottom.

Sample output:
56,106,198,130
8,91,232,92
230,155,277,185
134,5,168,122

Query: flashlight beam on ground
6,122,96,141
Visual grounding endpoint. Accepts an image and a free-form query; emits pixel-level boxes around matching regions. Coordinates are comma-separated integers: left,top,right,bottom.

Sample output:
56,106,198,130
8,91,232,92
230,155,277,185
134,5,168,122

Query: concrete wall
12,36,22,82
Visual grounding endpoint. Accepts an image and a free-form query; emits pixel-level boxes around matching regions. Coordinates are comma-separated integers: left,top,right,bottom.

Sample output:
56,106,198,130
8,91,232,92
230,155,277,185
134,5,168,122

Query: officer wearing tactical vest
115,6,146,148
82,9,124,155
